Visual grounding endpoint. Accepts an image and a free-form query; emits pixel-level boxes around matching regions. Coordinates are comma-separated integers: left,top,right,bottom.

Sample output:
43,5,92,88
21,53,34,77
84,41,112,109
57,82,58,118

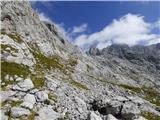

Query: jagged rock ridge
1,1,160,120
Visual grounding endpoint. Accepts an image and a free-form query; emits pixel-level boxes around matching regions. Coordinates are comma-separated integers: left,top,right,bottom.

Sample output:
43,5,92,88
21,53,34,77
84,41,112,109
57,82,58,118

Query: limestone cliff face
1,1,79,59
1,1,160,120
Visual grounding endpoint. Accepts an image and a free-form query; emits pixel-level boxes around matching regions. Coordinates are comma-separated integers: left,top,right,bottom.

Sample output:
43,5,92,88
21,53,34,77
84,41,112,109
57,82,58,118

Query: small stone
30,89,39,94
5,47,11,51
47,81,58,91
10,76,14,81
15,77,23,81
5,75,9,80
1,82,5,86
14,75,18,79
11,107,30,118
35,91,48,102
106,114,118,120
45,76,60,91
89,111,102,120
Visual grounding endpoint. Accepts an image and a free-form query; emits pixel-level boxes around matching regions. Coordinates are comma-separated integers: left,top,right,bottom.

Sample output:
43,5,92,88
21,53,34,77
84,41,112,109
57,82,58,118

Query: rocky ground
0,1,160,120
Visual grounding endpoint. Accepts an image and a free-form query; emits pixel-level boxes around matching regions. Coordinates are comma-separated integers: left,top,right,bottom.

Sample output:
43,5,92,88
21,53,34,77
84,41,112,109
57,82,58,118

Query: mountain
1,1,160,120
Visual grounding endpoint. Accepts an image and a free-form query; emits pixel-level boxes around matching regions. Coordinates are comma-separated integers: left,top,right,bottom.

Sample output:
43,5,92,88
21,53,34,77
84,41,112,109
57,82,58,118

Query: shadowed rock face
1,1,160,120
90,43,160,71
99,43,160,63
88,47,101,56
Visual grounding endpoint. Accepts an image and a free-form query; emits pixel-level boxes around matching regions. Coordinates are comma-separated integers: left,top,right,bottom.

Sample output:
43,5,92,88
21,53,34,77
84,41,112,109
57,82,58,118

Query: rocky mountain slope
1,1,160,120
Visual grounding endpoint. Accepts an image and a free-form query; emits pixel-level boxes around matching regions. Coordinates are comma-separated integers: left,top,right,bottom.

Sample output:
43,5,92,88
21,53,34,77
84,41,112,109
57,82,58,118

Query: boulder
35,106,60,120
106,100,122,115
21,94,36,109
12,79,34,92
21,102,34,109
23,94,36,104
89,111,102,120
11,107,30,118
0,91,16,102
35,91,48,102
121,102,140,120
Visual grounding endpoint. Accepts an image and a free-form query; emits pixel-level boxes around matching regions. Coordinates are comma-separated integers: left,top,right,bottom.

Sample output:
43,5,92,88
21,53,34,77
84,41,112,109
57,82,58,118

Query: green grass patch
1,61,30,80
29,45,78,76
118,84,160,106
5,110,12,120
7,33,23,43
29,46,64,71
48,92,58,102
20,111,36,120
1,80,19,90
1,44,18,53
31,75,45,88
10,101,22,107
143,88,160,106
1,32,23,43
141,111,160,120
118,84,142,93
2,100,22,108
69,80,89,90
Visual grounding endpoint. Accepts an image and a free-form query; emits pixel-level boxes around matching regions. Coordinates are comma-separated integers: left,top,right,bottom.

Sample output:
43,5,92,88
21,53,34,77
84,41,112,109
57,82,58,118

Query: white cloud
74,13,160,50
72,23,88,33
38,12,53,24
38,12,160,50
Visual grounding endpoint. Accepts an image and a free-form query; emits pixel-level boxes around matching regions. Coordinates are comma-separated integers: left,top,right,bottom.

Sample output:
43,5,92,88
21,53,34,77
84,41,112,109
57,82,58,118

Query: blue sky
31,1,160,50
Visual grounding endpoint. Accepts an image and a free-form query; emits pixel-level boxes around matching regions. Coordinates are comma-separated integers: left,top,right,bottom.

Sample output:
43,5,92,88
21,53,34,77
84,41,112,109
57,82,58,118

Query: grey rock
106,100,122,115
89,111,102,120
12,79,34,92
35,91,48,102
121,102,141,120
11,107,30,118
74,96,86,108
4,75,9,80
35,106,60,120
106,114,118,120
0,91,16,102
23,94,36,104
21,94,36,109
15,77,23,81
21,102,33,110
0,110,8,120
